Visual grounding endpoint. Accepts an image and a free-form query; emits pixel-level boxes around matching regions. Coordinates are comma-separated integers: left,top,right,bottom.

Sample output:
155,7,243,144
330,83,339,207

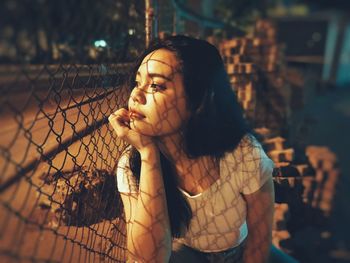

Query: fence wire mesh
0,1,146,262
0,62,134,263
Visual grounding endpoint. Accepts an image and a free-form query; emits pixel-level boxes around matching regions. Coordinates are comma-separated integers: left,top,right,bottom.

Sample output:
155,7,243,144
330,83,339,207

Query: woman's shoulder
238,134,275,194
226,133,261,156
239,133,261,147
218,133,268,170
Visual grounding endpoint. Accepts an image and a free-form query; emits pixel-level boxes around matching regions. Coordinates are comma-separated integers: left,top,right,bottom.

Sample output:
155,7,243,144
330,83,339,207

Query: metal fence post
145,0,158,47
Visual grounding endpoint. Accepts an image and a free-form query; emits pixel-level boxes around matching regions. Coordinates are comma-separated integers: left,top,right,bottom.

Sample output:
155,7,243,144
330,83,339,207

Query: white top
116,135,275,252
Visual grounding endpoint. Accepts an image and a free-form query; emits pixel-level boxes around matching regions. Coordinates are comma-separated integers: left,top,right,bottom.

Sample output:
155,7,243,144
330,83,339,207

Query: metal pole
145,0,158,47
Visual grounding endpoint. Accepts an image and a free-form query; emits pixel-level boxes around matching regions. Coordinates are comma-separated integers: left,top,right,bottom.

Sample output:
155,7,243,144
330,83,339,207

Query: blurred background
0,0,349,262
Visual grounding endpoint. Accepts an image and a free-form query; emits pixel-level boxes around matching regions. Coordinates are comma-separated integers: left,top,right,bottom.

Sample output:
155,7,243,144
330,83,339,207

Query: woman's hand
108,108,156,154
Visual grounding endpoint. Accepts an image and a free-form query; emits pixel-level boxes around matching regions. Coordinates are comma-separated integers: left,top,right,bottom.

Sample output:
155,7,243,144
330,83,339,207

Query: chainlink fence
0,62,135,263
0,1,146,262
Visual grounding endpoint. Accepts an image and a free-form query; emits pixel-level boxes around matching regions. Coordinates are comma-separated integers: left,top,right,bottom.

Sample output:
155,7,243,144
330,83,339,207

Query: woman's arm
121,146,171,263
109,109,171,262
242,176,275,263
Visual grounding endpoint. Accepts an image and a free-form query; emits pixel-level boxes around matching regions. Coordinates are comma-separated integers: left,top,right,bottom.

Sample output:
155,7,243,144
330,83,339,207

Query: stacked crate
253,20,283,71
220,19,339,253
264,136,294,165
219,19,291,134
255,128,315,199
272,203,292,251
255,127,315,250
305,146,340,216
255,129,340,255
219,39,258,121
253,20,290,134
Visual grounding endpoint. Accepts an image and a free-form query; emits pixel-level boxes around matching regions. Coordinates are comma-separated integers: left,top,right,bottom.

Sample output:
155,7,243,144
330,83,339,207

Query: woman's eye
150,83,165,92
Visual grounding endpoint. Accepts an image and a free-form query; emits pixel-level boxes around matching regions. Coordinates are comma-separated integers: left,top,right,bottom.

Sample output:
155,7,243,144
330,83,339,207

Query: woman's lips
129,110,145,120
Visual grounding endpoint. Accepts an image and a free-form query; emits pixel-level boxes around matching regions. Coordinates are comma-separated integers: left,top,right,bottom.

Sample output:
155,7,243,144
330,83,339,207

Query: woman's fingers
109,108,128,121
109,109,129,124
108,108,131,136
108,108,155,152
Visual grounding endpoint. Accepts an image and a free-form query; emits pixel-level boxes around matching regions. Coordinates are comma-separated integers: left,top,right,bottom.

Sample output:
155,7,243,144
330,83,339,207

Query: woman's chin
130,121,150,134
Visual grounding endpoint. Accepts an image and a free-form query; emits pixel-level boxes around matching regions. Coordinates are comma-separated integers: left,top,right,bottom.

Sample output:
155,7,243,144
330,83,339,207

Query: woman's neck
155,132,219,185
155,131,188,166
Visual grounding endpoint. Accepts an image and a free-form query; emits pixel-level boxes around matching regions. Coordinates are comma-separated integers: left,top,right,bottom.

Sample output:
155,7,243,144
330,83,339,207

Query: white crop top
116,135,275,252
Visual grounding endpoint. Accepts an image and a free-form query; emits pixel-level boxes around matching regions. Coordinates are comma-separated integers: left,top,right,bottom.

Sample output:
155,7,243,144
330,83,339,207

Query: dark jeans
170,239,245,263
169,241,299,263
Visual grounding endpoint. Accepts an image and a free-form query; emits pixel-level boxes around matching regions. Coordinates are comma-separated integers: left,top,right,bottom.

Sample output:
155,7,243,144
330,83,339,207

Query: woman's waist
175,229,248,253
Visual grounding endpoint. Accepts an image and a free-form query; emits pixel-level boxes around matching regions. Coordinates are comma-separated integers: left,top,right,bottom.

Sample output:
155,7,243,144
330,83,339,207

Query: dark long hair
126,35,251,237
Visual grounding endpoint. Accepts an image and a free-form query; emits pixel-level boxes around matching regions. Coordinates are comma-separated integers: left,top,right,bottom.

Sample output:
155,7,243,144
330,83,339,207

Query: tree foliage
0,0,146,63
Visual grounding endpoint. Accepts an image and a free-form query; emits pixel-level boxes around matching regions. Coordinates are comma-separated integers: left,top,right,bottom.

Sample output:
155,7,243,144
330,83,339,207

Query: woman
109,35,294,263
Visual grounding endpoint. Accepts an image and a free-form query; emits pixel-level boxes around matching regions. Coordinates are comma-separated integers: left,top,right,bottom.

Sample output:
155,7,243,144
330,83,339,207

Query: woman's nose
130,86,146,105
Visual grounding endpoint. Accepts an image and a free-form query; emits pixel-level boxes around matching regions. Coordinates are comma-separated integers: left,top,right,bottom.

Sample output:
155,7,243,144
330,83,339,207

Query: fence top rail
0,63,134,72
0,63,134,87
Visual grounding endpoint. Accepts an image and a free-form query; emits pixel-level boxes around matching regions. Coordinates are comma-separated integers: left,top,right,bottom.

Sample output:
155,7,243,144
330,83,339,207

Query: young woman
109,35,294,263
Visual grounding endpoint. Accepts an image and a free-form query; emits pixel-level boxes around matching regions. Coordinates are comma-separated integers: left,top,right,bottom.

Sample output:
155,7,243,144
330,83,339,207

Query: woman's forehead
138,49,179,77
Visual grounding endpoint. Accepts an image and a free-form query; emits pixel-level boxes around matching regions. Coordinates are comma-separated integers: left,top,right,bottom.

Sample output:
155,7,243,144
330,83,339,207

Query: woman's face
128,49,190,137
